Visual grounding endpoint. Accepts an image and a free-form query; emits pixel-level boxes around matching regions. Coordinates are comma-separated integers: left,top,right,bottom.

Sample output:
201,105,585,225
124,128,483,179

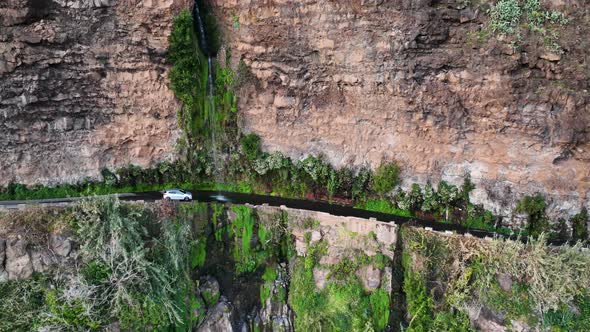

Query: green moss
202,289,220,308
45,289,101,330
370,288,390,331
240,133,261,161
355,199,413,217
191,239,207,269
260,266,278,305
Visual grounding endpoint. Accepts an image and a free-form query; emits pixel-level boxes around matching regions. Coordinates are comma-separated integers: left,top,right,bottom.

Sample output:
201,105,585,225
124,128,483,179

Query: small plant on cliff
489,0,523,34
372,162,400,198
486,0,569,51
437,181,460,221
240,133,261,161
516,194,549,237
571,207,589,243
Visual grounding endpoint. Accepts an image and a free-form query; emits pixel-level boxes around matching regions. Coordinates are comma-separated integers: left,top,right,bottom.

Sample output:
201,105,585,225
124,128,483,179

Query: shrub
571,207,589,242
100,168,118,186
421,182,439,213
352,167,372,201
75,197,193,329
372,162,400,197
489,0,522,34
240,133,261,161
326,168,340,200
516,194,549,237
460,175,475,203
437,181,460,221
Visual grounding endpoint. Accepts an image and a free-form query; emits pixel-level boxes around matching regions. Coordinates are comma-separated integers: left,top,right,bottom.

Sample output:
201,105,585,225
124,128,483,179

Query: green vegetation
355,199,413,217
372,162,400,198
231,205,265,274
516,193,549,237
0,198,202,331
240,133,262,161
402,226,590,331
572,207,589,243
486,0,569,51
289,239,391,332
191,238,207,268
259,265,278,304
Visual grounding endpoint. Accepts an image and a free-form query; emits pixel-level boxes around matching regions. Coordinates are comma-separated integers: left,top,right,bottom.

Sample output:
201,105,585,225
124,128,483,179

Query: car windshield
178,189,186,193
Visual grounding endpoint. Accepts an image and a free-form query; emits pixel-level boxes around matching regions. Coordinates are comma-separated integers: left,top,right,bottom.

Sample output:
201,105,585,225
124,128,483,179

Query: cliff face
0,0,185,185
211,0,590,216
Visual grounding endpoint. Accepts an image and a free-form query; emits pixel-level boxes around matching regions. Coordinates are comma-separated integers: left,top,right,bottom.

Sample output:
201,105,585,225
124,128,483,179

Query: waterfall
192,1,221,183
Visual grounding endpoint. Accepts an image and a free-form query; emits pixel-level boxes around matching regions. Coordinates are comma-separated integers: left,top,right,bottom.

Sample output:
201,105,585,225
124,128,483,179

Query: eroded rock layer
0,0,186,185
212,0,590,216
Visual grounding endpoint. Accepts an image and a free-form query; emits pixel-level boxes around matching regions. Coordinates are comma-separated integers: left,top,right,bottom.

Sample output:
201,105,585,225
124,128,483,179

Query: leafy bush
489,0,523,34
437,181,460,221
516,194,549,237
372,162,400,197
421,182,439,213
486,0,569,51
571,207,589,242
352,167,372,201
74,197,193,329
240,133,261,161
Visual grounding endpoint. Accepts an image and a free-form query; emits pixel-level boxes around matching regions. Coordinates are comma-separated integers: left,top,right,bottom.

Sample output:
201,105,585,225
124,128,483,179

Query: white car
163,189,193,201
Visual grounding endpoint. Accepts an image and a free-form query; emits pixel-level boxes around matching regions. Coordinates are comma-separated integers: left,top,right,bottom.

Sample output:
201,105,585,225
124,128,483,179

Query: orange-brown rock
211,0,590,218
0,0,188,185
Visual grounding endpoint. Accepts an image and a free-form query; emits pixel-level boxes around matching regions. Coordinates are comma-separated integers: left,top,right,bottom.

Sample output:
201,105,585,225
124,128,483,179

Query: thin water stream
192,1,222,185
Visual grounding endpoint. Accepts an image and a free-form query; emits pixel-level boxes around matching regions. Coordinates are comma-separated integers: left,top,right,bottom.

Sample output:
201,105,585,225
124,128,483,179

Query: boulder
199,276,221,307
356,264,382,291
466,306,507,332
310,230,322,243
50,234,72,257
497,273,513,292
31,250,54,273
5,237,33,280
259,264,294,332
197,297,234,332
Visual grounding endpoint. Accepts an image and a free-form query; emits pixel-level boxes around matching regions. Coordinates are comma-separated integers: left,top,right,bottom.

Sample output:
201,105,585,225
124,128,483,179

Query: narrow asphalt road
0,190,499,239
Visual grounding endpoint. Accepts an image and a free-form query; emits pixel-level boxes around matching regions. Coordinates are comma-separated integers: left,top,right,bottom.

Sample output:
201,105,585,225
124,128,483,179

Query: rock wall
211,0,590,217
0,234,75,281
0,0,187,185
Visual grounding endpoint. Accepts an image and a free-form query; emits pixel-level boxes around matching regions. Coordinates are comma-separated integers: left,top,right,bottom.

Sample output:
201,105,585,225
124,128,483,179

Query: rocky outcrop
211,0,590,218
0,234,75,281
197,297,234,332
0,0,185,185
258,264,294,332
199,275,221,307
